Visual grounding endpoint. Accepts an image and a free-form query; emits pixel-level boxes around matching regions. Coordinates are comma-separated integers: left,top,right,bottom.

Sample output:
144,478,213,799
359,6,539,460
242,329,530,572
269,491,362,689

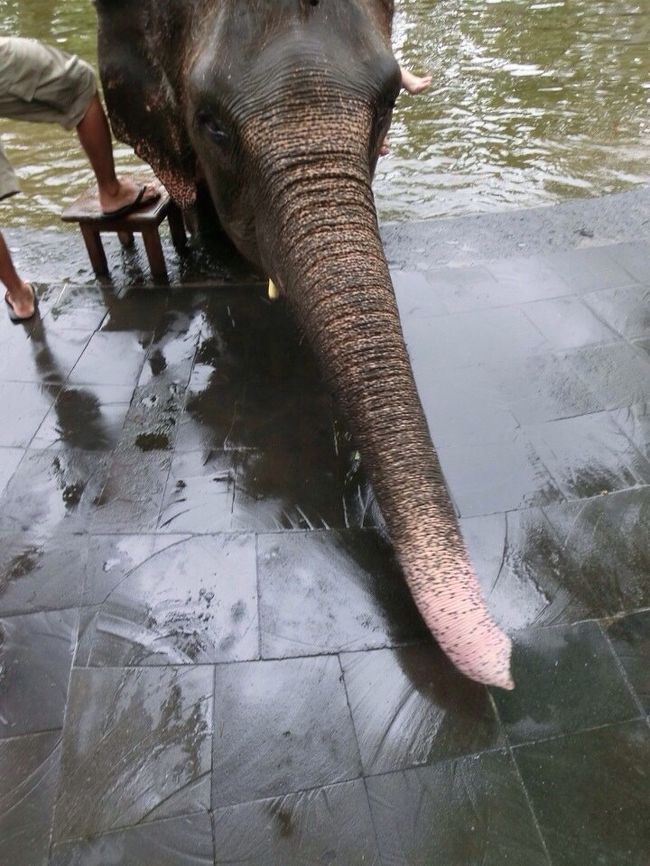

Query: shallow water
1,0,649,227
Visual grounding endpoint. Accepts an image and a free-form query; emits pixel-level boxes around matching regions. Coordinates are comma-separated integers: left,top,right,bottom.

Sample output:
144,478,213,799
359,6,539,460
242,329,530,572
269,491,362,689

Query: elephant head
95,0,513,689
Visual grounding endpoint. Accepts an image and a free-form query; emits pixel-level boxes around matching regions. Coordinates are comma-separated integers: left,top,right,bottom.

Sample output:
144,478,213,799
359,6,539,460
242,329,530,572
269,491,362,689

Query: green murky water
1,0,649,227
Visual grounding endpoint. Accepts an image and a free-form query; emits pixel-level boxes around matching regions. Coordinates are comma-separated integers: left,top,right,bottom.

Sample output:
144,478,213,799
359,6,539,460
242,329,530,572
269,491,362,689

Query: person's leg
0,230,35,318
75,94,159,214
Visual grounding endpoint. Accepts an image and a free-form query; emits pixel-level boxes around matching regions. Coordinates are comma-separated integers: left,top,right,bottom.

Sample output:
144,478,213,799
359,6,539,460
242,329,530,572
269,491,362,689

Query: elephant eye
197,111,229,145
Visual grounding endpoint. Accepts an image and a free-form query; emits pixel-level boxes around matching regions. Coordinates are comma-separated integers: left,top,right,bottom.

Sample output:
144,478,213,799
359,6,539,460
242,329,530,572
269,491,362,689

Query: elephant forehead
187,0,396,99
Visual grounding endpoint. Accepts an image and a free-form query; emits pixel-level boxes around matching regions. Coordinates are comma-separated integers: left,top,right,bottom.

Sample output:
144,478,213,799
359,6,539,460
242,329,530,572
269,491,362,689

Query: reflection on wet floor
1,231,650,864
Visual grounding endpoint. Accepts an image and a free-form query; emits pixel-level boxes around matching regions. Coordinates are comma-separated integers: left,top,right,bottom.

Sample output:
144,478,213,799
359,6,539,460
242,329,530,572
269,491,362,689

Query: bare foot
379,140,390,156
5,281,35,320
98,178,160,216
401,68,432,95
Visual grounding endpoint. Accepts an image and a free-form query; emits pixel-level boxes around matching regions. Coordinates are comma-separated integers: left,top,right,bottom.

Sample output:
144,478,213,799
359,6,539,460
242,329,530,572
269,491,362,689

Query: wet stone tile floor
1,228,650,865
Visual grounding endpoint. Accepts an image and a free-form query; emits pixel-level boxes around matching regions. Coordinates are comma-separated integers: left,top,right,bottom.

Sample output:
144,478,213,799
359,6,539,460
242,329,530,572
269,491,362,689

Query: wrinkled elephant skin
95,0,513,689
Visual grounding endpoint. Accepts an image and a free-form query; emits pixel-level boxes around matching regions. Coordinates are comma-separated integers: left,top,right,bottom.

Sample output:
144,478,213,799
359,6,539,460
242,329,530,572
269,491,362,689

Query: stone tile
611,400,650,461
418,265,508,313
605,610,650,713
429,261,572,314
175,380,243,451
212,656,361,807
493,621,640,744
404,306,548,373
562,342,650,410
46,283,108,332
70,330,148,386
78,534,258,665
211,780,380,865
438,433,562,517
367,751,549,866
0,609,77,736
91,448,171,532
228,385,336,454
50,814,214,866
607,240,650,283
258,530,426,658
583,284,650,339
242,309,322,392
462,508,612,631
0,731,62,866
525,411,650,500
0,449,109,537
158,450,236,532
491,352,602,424
341,645,503,775
183,317,248,392
98,288,169,337
0,534,87,616
0,382,54,447
118,379,185,453
0,325,92,387
231,448,349,531
543,488,650,617
30,385,132,451
514,721,650,866
415,366,520,447
392,268,450,316
138,318,200,390
53,666,213,841
484,255,573,302
521,296,618,349
0,447,23,495
543,246,638,293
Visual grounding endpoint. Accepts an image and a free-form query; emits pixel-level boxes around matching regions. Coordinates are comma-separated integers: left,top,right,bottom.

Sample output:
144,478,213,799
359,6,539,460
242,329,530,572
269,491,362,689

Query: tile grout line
254,534,262,662
153,330,202,531
49,805,209,851
596,619,648,720
45,607,81,863
489,690,556,866
334,653,386,865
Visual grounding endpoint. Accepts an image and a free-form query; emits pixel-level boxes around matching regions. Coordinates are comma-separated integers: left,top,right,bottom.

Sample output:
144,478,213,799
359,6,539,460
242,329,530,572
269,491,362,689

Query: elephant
94,0,514,690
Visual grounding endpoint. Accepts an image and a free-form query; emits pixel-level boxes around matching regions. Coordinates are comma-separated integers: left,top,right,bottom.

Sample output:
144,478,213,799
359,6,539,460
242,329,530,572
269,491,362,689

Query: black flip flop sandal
5,284,37,323
101,185,160,219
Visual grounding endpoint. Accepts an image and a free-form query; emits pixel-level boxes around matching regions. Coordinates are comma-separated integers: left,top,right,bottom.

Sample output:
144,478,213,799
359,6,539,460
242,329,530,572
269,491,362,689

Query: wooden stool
61,182,186,280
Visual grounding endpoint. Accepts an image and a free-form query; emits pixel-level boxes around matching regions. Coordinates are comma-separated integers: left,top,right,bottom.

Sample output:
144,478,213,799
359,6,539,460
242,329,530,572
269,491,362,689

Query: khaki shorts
0,37,97,200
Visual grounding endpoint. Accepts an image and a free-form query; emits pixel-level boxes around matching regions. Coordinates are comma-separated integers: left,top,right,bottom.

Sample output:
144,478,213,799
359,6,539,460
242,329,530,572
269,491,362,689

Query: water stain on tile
492,620,640,744
211,780,379,865
53,666,213,841
0,608,78,736
212,656,361,807
341,645,502,775
605,610,650,713
78,534,258,665
514,721,650,866
50,813,214,866
259,530,426,658
367,750,550,866
0,730,62,866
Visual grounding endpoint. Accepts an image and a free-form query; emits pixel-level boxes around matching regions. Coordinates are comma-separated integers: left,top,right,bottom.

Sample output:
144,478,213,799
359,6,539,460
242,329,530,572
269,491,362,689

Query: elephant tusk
268,279,280,300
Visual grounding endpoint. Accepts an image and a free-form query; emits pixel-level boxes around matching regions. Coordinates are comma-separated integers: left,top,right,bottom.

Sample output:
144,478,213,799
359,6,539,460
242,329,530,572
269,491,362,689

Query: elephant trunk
246,104,513,689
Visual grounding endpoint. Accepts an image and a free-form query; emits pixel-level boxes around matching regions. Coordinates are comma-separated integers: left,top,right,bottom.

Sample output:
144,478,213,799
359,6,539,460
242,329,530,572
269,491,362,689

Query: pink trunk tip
401,556,515,690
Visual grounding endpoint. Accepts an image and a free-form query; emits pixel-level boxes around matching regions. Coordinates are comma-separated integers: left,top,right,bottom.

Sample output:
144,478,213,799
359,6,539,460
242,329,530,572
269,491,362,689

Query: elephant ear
95,0,197,208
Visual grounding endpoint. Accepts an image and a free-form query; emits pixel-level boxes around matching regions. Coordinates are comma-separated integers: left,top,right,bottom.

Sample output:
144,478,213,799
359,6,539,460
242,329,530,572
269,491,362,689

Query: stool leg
80,225,109,276
167,203,187,253
118,230,134,247
141,226,168,281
